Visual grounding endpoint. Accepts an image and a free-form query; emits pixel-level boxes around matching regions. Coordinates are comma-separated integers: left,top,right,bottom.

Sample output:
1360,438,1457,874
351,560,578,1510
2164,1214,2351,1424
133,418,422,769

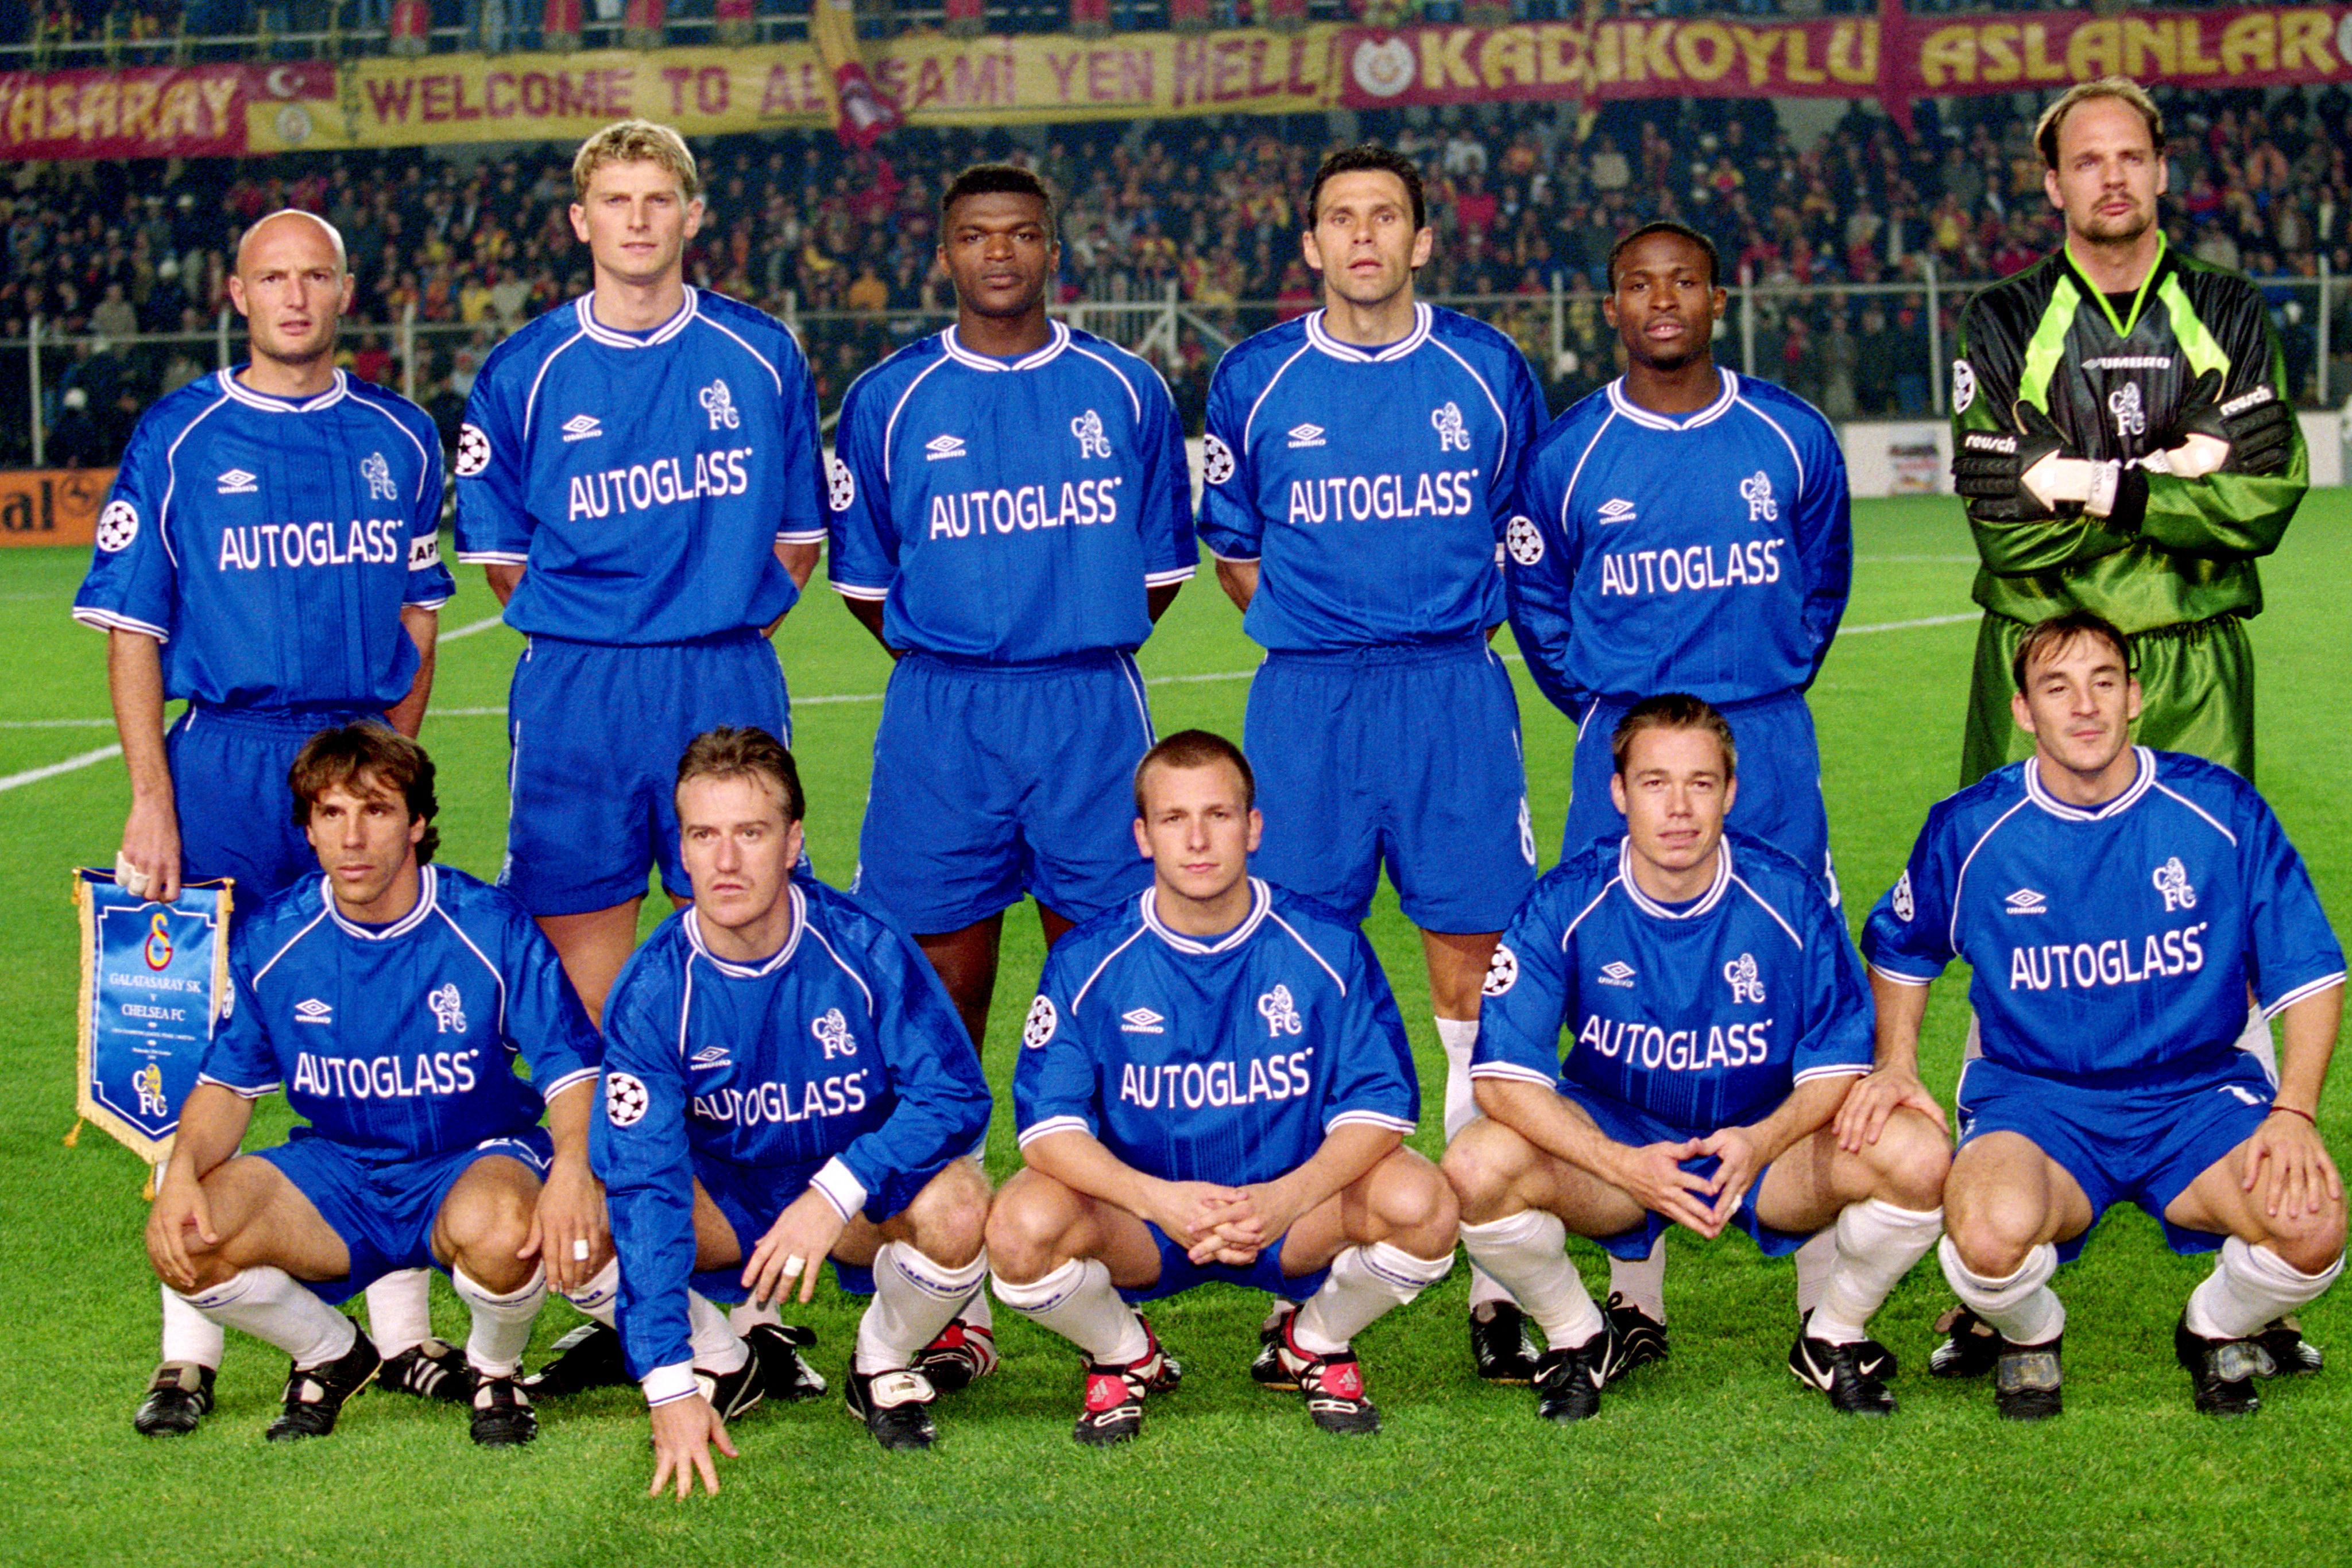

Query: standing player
1194,144,1543,1380
1862,613,2343,1418
827,163,1194,1056
595,729,993,1484
455,119,827,1023
988,731,1456,1443
1948,77,2304,787
1447,697,1948,1420
143,727,605,1446
72,209,462,1435
1503,219,1853,1375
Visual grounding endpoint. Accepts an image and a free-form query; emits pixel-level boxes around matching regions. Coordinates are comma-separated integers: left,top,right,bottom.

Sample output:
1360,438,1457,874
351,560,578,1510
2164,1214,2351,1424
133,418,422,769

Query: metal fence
8,266,2347,468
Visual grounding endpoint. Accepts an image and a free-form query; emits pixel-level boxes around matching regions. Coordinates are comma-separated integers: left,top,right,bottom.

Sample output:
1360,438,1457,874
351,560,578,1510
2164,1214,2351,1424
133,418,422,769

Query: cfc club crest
134,1062,168,1119
811,1007,857,1059
826,453,856,513
1257,984,1304,1037
605,1071,649,1127
1505,515,1544,566
1723,952,1766,1004
699,378,741,431
95,499,139,553
1202,432,1236,486
1070,408,1112,459
455,422,492,477
1891,868,1914,923
361,451,398,501
2152,855,2198,912
2109,382,2146,439
427,982,467,1035
1483,943,1519,997
1431,401,1471,452
1023,994,1058,1050
1951,359,1977,415
1739,470,1778,522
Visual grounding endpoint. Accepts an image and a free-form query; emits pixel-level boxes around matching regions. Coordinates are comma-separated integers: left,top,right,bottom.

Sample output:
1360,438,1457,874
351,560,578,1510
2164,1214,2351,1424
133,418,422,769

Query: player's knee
1440,1121,1525,1218
982,1173,1081,1282
2263,1199,2347,1277
1866,1109,1951,1209
908,1164,992,1269
1943,1202,2040,1278
442,1184,536,1274
1370,1149,1459,1249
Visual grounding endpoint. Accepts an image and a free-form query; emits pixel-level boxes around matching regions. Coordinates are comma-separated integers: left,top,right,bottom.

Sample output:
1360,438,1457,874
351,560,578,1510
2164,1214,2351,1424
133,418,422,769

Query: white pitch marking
0,744,121,792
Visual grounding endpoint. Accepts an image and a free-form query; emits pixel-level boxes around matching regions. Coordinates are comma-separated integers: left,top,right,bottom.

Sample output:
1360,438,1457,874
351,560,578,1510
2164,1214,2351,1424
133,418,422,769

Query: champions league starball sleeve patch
71,869,231,1171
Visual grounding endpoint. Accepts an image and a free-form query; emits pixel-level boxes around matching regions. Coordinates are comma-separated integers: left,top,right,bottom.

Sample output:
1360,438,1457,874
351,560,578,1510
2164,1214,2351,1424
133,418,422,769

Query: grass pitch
2,494,2349,1566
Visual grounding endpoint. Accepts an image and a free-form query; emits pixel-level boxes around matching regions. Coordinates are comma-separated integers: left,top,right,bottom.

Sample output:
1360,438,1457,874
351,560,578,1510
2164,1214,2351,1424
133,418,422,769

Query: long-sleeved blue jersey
198,865,601,1155
1475,832,1872,1133
826,322,1196,660
1196,304,1545,650
1015,880,1418,1182
73,369,452,711
452,288,826,645
1505,371,1851,711
1863,749,2345,1079
592,881,991,1385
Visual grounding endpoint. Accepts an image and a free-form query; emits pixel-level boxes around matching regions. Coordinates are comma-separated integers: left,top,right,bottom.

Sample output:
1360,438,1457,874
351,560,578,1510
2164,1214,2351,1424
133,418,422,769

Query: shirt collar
1603,368,1738,431
1304,301,1432,363
323,864,438,942
2024,746,2156,822
683,884,805,977
941,319,1070,371
1140,877,1271,955
218,367,350,413
1616,837,1732,921
574,286,698,349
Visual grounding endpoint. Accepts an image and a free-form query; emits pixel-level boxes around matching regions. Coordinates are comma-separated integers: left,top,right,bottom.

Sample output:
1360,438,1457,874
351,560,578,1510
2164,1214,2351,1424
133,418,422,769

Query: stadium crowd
6,82,2350,466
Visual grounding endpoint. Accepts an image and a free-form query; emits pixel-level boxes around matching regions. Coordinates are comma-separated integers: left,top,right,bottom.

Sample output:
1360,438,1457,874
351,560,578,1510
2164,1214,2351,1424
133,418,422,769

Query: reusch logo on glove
2219,385,2274,419
1963,432,2018,455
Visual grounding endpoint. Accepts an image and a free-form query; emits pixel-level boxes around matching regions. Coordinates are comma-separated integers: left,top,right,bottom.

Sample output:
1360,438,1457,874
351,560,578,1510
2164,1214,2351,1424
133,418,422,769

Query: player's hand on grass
743,1190,847,1306
145,1170,216,1291
2244,1111,2343,1221
1834,1066,1947,1153
119,796,183,905
523,1152,609,1294
648,1395,736,1499
1604,1139,1716,1237
1695,1126,1766,1233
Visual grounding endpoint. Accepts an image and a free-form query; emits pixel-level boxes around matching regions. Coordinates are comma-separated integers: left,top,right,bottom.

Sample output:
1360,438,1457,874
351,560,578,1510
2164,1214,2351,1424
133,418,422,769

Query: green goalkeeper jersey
1950,234,2307,632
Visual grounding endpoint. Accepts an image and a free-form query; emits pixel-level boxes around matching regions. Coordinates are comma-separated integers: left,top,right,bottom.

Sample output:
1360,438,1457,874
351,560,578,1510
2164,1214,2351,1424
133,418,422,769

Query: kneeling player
1863,611,2345,1418
987,730,1457,1444
144,727,604,1445
1445,696,1947,1419
595,729,994,1490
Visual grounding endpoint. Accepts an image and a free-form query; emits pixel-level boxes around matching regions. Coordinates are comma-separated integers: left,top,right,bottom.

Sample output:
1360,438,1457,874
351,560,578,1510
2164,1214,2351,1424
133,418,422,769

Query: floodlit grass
2,493,2347,1566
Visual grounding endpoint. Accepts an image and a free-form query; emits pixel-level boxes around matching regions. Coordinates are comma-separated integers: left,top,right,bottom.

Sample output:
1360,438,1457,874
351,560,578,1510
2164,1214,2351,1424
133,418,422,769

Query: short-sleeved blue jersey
198,864,601,1156
826,322,1196,660
1015,880,1419,1183
1505,371,1851,711
591,881,991,1383
1863,749,2346,1079
453,288,826,645
72,369,452,711
1475,832,1873,1132
1196,304,1545,650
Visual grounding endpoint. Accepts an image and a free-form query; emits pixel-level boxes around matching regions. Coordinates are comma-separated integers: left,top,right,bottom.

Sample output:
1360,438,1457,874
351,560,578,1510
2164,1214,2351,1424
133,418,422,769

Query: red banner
0,63,287,160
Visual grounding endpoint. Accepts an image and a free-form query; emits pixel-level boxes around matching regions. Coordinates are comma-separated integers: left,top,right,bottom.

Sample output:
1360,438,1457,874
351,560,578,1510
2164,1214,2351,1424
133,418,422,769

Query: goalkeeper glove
1954,406,2122,519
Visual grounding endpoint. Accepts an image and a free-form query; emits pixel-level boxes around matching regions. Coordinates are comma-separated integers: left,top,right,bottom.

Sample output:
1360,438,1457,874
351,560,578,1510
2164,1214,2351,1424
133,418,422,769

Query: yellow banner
250,29,1338,150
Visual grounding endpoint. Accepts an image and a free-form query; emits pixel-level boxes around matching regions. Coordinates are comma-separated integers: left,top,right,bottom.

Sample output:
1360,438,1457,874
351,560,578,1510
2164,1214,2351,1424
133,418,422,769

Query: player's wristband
643,1362,699,1407
2270,1104,2319,1126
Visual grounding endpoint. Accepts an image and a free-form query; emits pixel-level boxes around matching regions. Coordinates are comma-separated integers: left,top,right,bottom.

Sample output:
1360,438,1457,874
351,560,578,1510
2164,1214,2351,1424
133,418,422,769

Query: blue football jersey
1196,304,1545,649
198,865,601,1156
72,369,452,711
827,322,1197,660
1506,371,1851,711
452,288,826,645
592,881,992,1383
1475,832,1873,1132
1015,880,1419,1184
1863,749,2346,1079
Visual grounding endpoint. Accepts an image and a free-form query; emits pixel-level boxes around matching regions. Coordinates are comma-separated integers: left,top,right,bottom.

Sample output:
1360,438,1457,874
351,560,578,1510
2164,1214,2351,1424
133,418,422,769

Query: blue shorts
169,704,373,899
1956,1048,2273,1260
1562,1083,1812,1262
1566,688,1835,903
1117,1220,1333,1306
687,1148,958,1304
1245,637,1535,932
854,650,1155,935
502,632,791,916
256,1126,554,1304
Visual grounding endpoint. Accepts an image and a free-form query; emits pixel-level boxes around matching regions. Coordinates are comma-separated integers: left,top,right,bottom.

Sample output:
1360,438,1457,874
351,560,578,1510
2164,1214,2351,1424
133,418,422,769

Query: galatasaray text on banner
73,871,234,1171
2,61,330,160
0,469,114,549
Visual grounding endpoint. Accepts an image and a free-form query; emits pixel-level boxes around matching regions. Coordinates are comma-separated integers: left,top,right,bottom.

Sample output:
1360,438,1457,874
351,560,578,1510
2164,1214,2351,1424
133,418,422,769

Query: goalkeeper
1949,76,2304,785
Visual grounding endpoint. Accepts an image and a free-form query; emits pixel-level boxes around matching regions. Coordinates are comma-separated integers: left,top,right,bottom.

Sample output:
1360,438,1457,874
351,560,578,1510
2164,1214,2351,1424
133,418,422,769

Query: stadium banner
0,469,112,548
71,870,234,1173
1,61,330,161
810,0,906,146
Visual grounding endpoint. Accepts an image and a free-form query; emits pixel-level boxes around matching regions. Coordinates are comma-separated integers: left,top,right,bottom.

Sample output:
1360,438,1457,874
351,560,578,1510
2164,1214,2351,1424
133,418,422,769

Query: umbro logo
2005,889,2047,916
1597,961,1637,988
215,468,258,495
1119,1007,1165,1035
1286,423,1326,449
293,997,333,1025
690,1044,731,1071
926,434,966,461
1597,497,1636,524
560,414,601,443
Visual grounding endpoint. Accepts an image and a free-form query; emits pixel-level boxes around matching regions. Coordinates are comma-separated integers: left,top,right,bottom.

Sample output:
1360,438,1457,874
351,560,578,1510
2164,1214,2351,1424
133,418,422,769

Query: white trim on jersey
2022,746,2157,822
691,308,786,395
2151,779,2241,847
683,885,808,979
250,891,337,986
216,368,351,415
1114,653,1155,747
880,353,956,485
796,909,880,1019
347,391,437,504
327,864,441,943
1467,1060,1558,1087
1263,908,1351,998
1018,1113,1094,1149
1140,877,1276,957
1426,332,1513,473
1947,796,2035,956
428,893,511,1037
1615,837,1731,921
1303,302,1432,363
2265,971,2347,1020
1142,565,1198,586
1069,923,1156,1015
70,605,172,642
1603,369,1738,432
1867,961,1936,989
520,327,589,440
1724,871,1806,950
810,1155,867,1219
541,1065,600,1100
941,320,1070,373
1557,876,1622,950
196,1070,284,1099
572,288,696,350
1066,339,1148,423
830,579,891,601
1328,1109,1415,1134
1239,340,1316,452
1556,409,1620,527
1793,1063,1870,1086
1732,391,1808,498
156,385,238,570
456,549,531,566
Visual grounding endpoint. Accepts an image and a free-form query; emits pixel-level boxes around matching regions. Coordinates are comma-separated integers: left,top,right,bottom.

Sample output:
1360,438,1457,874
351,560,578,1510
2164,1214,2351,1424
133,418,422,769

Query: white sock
1438,1016,1515,1313
959,1288,993,1332
1292,1242,1454,1356
2184,1236,2344,1341
687,1291,749,1376
992,1257,1148,1366
1793,1228,1836,1319
1939,1237,2064,1347
160,1283,226,1367
451,1265,546,1379
1608,1236,1668,1322
362,1268,435,1360
1459,1209,1604,1350
177,1267,357,1368
728,1300,782,1334
856,1242,989,1375
1808,1201,1944,1345
564,1257,620,1328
